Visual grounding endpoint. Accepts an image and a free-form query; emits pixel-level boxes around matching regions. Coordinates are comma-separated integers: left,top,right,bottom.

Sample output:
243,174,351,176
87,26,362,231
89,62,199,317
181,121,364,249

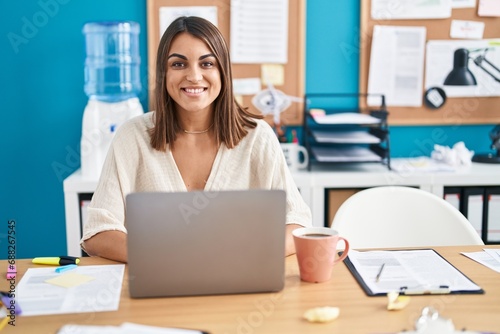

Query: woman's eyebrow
199,53,215,60
167,53,215,60
167,53,187,60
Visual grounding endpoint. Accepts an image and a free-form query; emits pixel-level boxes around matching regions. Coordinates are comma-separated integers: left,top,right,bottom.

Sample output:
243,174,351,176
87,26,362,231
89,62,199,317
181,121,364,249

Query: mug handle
333,237,350,265
296,145,309,169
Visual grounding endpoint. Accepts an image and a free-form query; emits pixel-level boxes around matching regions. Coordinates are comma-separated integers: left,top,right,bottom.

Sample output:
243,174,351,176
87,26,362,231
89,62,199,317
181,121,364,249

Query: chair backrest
331,186,484,249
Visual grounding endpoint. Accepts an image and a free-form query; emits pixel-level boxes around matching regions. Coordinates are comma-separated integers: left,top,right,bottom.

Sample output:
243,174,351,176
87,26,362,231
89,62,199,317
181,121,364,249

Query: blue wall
1,0,148,259
1,0,496,258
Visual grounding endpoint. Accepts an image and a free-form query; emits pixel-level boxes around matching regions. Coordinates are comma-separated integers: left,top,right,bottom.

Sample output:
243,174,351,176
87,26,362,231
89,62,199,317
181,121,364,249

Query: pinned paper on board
367,25,426,107
450,20,485,39
159,6,218,35
233,78,261,96
452,0,476,8
425,39,500,98
230,0,288,63
478,0,500,17
371,0,452,20
261,64,285,86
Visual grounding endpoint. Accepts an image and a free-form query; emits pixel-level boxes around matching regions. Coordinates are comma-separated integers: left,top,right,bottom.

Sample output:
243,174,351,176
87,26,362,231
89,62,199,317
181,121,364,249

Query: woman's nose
186,66,202,83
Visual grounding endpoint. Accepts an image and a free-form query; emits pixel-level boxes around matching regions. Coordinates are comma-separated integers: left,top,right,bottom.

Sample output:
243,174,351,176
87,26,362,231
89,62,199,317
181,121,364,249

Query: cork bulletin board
359,1,500,125
146,0,305,125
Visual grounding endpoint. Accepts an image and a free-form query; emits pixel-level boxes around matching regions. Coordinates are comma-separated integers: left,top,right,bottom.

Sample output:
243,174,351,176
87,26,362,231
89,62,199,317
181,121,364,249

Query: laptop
126,189,286,298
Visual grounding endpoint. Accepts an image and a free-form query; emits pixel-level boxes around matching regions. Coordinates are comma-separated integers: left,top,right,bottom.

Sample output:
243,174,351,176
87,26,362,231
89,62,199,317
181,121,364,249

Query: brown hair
150,16,262,151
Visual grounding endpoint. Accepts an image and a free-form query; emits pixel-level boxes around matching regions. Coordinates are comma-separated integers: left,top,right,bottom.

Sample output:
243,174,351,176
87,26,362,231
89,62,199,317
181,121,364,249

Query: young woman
81,16,311,263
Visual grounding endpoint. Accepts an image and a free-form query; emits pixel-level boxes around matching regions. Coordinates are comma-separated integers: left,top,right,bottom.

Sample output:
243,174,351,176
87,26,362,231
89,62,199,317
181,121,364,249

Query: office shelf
303,93,391,170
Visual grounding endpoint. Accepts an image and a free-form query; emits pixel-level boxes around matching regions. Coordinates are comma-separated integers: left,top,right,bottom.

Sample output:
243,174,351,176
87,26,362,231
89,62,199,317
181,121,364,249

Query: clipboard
341,249,484,297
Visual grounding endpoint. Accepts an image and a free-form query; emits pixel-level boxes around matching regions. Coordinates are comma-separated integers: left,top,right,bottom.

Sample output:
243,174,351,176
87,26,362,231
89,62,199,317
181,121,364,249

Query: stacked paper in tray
311,112,382,125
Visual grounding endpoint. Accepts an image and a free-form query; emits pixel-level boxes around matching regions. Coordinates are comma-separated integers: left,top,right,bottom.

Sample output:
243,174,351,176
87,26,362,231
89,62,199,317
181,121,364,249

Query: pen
375,263,385,282
400,285,451,295
32,256,80,266
55,264,77,273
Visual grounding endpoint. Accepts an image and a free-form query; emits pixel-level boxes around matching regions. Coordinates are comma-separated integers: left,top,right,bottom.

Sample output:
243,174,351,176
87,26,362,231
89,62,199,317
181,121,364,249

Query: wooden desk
2,246,499,334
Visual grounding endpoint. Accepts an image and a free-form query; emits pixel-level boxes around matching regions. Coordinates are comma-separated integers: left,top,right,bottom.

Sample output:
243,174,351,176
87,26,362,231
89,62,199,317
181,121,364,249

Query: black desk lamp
443,48,477,86
444,48,500,164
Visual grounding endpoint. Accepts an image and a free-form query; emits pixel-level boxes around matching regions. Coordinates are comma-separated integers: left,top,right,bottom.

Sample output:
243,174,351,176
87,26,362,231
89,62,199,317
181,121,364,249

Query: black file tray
303,93,391,171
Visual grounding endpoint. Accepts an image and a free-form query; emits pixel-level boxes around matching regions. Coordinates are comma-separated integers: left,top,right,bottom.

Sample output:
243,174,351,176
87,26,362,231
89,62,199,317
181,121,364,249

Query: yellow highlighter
32,256,80,266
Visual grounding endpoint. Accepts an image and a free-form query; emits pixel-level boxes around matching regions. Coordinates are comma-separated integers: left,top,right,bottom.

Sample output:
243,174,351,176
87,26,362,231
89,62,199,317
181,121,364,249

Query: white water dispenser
80,21,144,179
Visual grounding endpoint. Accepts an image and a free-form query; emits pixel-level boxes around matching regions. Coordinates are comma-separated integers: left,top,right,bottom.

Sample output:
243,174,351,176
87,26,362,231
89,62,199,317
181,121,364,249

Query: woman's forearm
83,230,128,263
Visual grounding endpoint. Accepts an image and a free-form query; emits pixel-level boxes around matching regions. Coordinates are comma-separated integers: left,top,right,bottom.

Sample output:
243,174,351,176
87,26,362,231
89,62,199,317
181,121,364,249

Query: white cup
280,143,309,171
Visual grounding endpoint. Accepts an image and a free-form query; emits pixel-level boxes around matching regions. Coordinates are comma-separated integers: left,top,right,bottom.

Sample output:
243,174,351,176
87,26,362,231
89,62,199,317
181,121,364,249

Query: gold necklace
182,123,213,134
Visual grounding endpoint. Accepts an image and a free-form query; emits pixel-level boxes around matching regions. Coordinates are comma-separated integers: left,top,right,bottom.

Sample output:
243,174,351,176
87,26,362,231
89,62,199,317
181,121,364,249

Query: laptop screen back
126,189,286,298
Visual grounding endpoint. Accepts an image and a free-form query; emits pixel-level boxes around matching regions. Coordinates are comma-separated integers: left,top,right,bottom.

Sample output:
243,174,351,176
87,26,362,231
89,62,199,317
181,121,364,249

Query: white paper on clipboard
346,249,482,296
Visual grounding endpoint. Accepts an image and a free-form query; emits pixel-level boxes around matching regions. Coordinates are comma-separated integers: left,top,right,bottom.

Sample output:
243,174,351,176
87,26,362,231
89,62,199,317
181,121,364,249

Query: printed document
367,25,426,107
230,0,288,63
58,322,204,334
390,157,456,173
371,0,452,20
462,248,500,273
17,264,125,316
346,249,481,295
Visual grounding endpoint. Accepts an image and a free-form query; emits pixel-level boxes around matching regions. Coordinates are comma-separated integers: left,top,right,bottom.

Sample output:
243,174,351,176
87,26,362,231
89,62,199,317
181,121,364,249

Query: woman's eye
170,62,185,68
202,61,214,68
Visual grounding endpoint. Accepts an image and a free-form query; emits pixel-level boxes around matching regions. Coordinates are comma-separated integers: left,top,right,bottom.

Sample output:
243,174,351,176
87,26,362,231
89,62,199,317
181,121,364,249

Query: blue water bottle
83,21,141,101
80,21,144,179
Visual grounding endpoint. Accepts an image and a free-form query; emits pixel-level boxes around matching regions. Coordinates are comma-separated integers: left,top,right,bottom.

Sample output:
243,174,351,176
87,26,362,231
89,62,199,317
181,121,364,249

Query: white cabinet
63,171,98,257
64,162,500,256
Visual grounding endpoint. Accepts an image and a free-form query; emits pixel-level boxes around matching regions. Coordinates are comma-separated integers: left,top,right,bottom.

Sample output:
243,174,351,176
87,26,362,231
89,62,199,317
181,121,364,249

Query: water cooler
80,21,144,179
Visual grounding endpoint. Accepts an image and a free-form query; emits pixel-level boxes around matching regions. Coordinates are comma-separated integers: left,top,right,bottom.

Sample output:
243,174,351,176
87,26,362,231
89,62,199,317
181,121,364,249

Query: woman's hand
285,224,302,257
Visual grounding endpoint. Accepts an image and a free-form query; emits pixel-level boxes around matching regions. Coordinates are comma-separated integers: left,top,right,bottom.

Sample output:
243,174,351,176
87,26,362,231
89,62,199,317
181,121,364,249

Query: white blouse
81,112,312,246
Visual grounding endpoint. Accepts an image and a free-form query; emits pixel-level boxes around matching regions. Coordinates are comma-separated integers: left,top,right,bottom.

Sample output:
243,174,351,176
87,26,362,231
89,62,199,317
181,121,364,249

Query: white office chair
331,186,484,249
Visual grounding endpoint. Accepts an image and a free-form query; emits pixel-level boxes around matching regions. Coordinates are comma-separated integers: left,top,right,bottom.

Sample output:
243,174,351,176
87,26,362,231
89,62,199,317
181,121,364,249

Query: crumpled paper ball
387,291,410,310
303,306,340,323
430,141,474,167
